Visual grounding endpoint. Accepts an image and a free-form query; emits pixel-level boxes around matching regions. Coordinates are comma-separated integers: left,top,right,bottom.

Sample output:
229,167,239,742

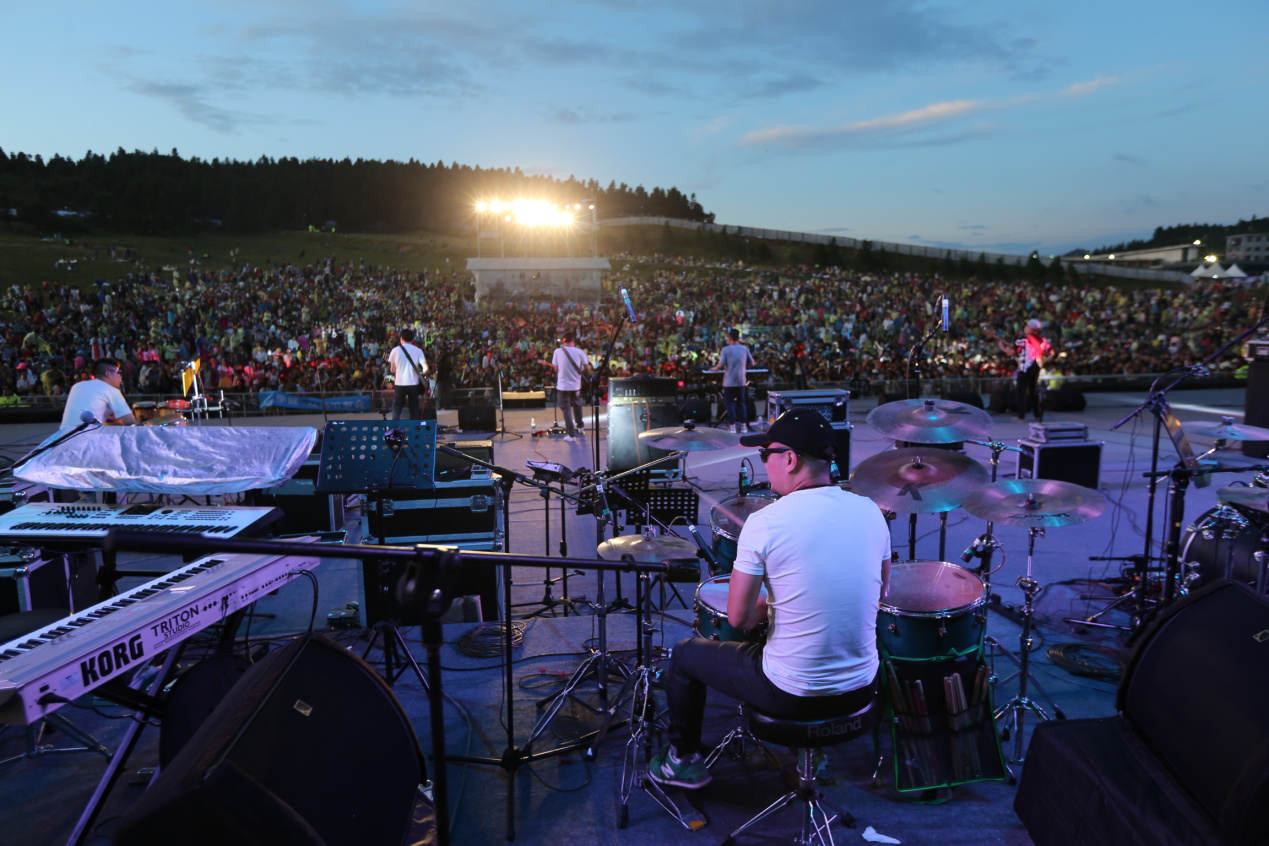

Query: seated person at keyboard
60,357,138,429
648,409,891,789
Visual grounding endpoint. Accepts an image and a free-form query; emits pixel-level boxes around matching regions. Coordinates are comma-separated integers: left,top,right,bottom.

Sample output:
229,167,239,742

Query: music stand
315,420,437,493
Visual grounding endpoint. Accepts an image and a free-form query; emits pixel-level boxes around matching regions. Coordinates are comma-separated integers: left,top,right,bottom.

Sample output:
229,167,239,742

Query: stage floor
0,386,1255,845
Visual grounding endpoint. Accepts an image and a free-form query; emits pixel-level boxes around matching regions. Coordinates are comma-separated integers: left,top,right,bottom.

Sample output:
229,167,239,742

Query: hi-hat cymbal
597,533,699,562
961,479,1106,528
1187,416,1269,441
849,447,989,513
638,425,741,451
867,398,993,444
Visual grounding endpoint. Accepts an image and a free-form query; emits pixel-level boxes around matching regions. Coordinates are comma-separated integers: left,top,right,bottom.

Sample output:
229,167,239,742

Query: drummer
649,408,891,789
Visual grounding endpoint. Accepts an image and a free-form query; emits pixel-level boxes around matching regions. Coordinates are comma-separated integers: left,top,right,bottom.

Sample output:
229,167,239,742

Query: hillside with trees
0,149,711,235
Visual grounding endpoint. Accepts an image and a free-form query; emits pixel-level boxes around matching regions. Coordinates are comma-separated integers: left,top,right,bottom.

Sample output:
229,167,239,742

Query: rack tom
878,560,986,660
709,492,778,575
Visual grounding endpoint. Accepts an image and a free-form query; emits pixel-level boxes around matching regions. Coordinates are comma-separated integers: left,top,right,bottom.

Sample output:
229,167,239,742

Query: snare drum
878,560,986,660
693,574,768,643
710,492,778,574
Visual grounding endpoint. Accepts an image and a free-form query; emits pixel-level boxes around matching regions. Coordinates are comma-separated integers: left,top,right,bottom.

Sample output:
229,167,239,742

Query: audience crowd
0,253,1259,408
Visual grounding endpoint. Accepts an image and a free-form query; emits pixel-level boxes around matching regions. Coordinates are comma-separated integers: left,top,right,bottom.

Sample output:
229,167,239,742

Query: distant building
464,257,610,302
1226,233,1269,263
1084,242,1209,266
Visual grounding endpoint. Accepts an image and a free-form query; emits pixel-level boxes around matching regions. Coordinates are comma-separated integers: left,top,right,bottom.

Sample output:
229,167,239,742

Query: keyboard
0,549,319,725
0,502,280,541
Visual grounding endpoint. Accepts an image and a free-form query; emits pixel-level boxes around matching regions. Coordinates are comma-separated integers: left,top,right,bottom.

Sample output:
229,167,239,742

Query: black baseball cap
739,408,835,462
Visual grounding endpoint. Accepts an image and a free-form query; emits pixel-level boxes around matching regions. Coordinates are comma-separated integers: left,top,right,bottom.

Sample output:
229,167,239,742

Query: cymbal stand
993,526,1061,764
613,570,707,830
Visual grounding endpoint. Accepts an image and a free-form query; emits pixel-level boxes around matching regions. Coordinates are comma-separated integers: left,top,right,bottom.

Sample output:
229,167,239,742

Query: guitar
984,327,1044,370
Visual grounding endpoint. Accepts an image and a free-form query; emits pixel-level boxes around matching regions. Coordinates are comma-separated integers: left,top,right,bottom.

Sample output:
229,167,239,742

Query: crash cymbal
961,479,1106,528
638,425,741,451
1217,485,1269,515
849,447,989,513
867,398,993,444
1187,416,1269,442
597,533,699,562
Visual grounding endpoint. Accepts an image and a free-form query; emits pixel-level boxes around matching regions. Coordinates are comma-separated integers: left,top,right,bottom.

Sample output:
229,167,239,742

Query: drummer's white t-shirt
732,486,889,696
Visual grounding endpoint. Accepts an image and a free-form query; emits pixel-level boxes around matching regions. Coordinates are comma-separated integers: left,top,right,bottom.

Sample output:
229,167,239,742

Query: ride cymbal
867,398,993,444
638,425,741,451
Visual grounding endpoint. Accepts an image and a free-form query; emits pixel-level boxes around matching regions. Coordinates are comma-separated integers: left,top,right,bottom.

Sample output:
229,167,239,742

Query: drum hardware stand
992,526,1064,766
604,570,709,831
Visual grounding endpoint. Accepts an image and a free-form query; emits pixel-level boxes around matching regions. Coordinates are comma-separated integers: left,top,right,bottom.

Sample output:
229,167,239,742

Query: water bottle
739,463,750,493
530,418,537,436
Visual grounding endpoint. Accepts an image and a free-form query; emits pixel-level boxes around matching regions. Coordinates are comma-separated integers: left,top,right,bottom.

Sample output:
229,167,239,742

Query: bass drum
878,560,986,660
709,491,778,575
1180,505,1268,590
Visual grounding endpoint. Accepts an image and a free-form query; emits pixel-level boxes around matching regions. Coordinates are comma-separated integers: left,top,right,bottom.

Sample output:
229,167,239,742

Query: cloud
741,72,1123,152
547,106,640,125
124,80,244,133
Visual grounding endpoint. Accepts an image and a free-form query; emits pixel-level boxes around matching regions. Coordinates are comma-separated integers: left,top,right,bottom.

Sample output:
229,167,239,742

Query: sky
5,0,1268,257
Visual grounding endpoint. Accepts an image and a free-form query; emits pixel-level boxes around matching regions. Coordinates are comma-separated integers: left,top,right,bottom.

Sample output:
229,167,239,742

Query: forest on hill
0,148,711,235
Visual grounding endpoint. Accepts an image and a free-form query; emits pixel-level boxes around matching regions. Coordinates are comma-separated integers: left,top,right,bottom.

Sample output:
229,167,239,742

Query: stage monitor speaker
940,390,984,409
1244,360,1269,457
1043,388,1086,412
458,403,496,431
1119,581,1269,837
115,634,426,846
607,401,681,474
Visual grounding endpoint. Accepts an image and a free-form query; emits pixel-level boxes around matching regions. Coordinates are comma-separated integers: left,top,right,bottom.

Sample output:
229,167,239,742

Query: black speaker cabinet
458,403,496,431
1043,388,1087,412
607,401,682,476
1016,439,1101,489
1244,360,1269,457
116,634,426,846
1016,581,1269,846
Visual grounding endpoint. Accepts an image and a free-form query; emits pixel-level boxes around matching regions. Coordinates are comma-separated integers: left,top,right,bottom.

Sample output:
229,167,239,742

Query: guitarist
387,327,428,420
540,333,590,443
60,358,139,429
990,319,1052,422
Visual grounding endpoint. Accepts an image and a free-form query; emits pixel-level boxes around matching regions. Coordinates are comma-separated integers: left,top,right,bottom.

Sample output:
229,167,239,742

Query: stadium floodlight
1205,254,1218,263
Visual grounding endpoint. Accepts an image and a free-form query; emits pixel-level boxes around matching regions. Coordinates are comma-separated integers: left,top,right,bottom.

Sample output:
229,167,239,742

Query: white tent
1220,263,1249,278
1190,263,1212,277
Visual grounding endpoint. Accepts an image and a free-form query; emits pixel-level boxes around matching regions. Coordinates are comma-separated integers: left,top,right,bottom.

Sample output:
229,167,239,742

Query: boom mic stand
103,530,674,846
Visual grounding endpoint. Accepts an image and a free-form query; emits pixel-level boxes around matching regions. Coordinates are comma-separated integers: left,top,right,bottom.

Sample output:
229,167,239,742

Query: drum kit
615,398,1110,770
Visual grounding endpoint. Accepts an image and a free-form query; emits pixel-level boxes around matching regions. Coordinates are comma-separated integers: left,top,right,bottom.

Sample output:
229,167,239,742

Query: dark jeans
722,385,748,427
392,384,421,420
558,389,583,436
1016,363,1043,421
665,637,877,756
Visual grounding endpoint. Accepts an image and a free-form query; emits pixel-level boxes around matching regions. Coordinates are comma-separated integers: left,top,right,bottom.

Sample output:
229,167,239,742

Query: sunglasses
758,447,794,463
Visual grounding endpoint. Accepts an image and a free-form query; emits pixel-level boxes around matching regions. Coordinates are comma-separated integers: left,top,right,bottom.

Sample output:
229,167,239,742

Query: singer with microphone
540,332,590,444
60,357,139,430
710,328,756,433
988,319,1052,423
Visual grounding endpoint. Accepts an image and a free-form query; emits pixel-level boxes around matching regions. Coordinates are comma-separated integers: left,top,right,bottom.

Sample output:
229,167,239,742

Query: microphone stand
101,530,675,846
905,320,941,401
492,369,522,441
1111,302,1269,626
3,418,103,474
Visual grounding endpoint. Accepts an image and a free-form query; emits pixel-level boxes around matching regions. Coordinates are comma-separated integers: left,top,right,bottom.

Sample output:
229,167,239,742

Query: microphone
620,287,638,323
80,410,98,425
941,295,950,332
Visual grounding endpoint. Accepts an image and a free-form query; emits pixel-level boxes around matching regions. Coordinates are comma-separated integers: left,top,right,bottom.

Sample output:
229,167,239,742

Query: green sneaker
648,747,713,789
